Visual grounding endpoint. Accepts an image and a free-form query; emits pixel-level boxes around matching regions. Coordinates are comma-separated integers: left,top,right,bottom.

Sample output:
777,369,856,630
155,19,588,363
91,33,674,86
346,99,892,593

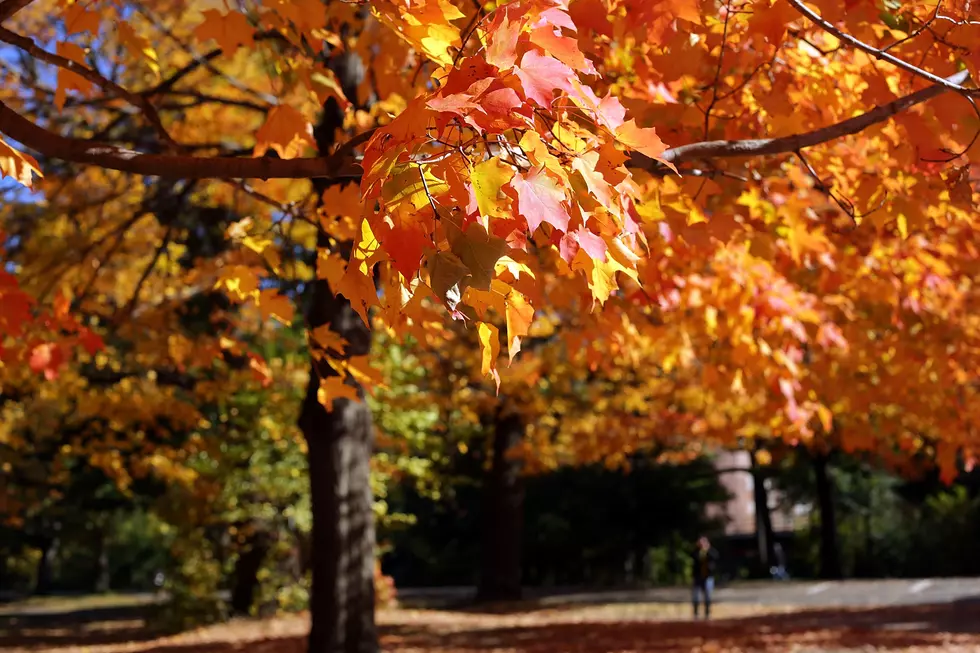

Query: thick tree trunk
230,527,272,615
812,452,842,579
750,461,776,574
477,406,525,602
298,49,378,653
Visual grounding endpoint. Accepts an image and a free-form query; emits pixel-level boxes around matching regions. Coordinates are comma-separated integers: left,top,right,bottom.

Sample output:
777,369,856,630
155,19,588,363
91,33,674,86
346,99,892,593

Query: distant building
704,449,811,537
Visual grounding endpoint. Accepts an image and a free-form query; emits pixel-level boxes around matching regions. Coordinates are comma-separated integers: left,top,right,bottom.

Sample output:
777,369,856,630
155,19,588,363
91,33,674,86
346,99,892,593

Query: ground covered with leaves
3,600,980,653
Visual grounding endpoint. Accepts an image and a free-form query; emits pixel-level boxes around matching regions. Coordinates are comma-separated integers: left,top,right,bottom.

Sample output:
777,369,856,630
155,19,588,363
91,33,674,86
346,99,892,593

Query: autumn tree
6,0,980,651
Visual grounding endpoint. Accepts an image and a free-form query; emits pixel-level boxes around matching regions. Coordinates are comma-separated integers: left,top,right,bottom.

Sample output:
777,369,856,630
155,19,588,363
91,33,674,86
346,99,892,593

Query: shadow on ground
2,599,980,652
0,603,167,650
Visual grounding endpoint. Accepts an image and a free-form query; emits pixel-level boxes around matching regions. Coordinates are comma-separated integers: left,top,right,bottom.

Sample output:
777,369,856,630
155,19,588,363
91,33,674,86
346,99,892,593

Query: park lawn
2,600,979,653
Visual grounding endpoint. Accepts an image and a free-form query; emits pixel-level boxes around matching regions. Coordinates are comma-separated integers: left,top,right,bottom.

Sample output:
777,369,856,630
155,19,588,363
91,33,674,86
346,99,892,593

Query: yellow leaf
214,265,260,301
478,321,501,392
117,22,160,78
0,137,41,187
253,105,315,159
471,157,514,219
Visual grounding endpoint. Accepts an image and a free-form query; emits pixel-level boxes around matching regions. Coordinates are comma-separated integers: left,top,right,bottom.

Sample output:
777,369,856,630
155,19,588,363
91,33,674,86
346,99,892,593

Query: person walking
691,535,719,619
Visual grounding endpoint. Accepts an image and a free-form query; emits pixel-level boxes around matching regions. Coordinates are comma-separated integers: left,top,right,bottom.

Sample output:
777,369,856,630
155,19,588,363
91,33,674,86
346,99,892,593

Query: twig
787,0,976,94
0,26,178,150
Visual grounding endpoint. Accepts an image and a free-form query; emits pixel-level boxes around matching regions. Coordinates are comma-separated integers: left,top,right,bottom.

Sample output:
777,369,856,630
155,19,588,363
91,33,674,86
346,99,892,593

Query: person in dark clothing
691,535,719,619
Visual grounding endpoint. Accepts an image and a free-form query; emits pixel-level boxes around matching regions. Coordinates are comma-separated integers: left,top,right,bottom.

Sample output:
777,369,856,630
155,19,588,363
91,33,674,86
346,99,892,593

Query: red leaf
510,166,570,233
515,50,575,107
78,329,104,356
386,225,429,278
529,26,596,75
573,226,607,260
486,11,520,70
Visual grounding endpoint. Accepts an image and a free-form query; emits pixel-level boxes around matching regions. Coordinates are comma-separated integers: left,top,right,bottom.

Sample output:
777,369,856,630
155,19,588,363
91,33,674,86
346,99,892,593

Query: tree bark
477,405,525,602
34,536,58,595
230,527,272,615
93,524,111,593
812,452,842,579
297,49,378,653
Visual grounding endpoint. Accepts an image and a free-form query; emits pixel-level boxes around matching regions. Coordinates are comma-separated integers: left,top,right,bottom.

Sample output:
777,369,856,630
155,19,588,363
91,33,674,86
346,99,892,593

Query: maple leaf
510,166,571,234
505,291,535,361
749,0,800,46
317,376,360,411
428,250,470,305
478,321,501,391
257,289,294,324
485,11,521,70
470,157,515,219
77,328,104,356
253,105,316,159
569,226,608,262
515,50,575,107
615,119,673,168
310,325,349,355
215,265,261,301
28,342,63,380
116,22,160,78
448,221,509,291
529,26,597,75
386,225,429,278
426,92,480,117
0,137,41,187
336,265,379,324
54,42,93,110
64,2,100,35
193,9,255,53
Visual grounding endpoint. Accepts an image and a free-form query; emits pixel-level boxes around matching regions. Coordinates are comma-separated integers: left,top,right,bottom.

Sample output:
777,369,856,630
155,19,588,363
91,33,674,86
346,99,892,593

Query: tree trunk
477,406,525,602
812,452,842,579
93,525,111,593
298,49,378,653
34,536,58,595
230,527,272,615
750,462,776,575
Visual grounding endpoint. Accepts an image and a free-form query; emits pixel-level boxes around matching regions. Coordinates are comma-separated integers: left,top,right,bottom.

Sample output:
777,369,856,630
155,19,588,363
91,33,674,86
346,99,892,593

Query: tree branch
634,68,971,173
0,61,968,182
0,0,35,22
0,26,178,149
0,96,368,180
787,0,974,94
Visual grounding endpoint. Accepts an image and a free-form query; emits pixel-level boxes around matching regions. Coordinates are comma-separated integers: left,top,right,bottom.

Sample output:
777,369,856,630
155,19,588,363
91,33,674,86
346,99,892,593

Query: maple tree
5,0,980,650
